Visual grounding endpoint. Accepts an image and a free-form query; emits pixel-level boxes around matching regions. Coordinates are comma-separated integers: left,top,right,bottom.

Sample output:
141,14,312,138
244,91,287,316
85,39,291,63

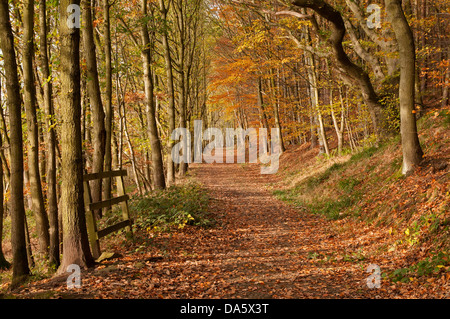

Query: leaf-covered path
176,162,377,298
16,161,389,299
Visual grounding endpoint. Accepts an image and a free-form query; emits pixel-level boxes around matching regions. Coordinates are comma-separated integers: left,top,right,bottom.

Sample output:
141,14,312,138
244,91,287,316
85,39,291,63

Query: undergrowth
390,251,449,283
131,182,213,234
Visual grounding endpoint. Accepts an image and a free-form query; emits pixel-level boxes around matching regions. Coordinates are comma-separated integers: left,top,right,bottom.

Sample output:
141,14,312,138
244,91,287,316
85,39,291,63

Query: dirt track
12,161,386,299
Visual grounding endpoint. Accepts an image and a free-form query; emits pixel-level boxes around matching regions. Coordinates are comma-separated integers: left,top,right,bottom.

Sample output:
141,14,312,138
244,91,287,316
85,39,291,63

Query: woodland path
18,161,386,299
178,161,378,298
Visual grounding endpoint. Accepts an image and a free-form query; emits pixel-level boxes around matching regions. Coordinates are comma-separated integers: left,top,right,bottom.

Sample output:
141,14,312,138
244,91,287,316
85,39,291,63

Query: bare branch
280,33,330,58
275,10,313,19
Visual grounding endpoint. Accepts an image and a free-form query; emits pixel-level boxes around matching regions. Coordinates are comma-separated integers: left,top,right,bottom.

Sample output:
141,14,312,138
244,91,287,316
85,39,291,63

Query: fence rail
83,170,132,259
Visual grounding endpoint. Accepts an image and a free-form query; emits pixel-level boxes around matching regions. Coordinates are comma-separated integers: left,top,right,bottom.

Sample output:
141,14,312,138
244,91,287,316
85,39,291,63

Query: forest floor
1,108,449,299
4,160,386,299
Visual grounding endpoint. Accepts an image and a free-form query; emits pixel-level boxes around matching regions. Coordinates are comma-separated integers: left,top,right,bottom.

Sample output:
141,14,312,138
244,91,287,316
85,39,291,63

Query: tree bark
0,0,30,285
82,0,106,215
123,104,143,196
269,70,286,153
160,0,176,186
140,0,166,190
103,0,114,202
58,0,95,273
174,0,189,176
304,47,329,156
257,77,270,133
385,0,423,175
40,0,60,267
0,76,10,271
23,0,50,258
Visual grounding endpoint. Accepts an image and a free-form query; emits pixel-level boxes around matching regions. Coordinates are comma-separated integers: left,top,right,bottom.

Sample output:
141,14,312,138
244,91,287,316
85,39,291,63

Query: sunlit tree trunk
58,0,95,273
0,0,30,285
160,0,176,185
305,51,329,156
385,0,423,175
140,0,166,190
40,0,59,267
82,0,106,216
103,0,114,202
23,0,50,258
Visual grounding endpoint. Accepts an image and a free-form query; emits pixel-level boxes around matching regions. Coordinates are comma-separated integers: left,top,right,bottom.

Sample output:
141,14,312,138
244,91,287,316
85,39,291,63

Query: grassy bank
272,107,450,285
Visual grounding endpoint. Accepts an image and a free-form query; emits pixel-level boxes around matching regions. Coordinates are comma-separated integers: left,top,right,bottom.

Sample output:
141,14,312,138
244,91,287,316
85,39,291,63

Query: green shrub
131,183,212,233
390,251,449,283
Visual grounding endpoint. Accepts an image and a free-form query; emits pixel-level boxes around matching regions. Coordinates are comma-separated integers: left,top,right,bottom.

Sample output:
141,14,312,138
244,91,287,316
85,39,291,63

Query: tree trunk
0,0,30,285
123,101,143,196
257,77,269,130
275,70,286,152
269,70,286,153
103,0,114,203
160,0,176,186
40,0,60,267
385,0,423,175
330,87,346,155
174,0,189,176
82,0,106,216
140,0,166,190
305,52,329,156
0,102,11,184
58,0,95,273
23,0,50,259
257,77,271,152
0,80,10,270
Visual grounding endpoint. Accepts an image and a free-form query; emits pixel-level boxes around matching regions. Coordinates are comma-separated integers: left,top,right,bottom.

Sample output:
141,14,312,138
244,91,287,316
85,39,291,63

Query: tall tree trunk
0,0,30,286
58,0,95,273
330,86,346,155
103,0,114,202
82,0,106,215
305,52,329,156
0,100,11,184
269,70,286,153
123,104,143,196
160,0,176,185
257,77,269,130
257,77,271,152
174,0,189,176
385,0,423,175
40,0,59,267
0,78,10,270
140,0,166,190
23,0,50,259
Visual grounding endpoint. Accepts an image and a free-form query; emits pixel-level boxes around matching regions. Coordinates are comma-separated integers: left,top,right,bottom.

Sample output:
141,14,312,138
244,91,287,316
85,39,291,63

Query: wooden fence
83,170,132,259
